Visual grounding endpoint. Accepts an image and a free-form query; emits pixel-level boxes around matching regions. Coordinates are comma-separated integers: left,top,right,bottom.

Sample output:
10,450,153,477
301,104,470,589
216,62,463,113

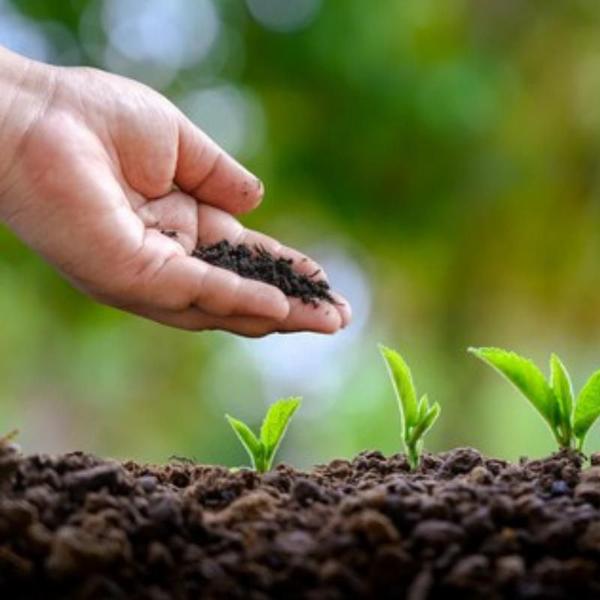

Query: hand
0,48,350,336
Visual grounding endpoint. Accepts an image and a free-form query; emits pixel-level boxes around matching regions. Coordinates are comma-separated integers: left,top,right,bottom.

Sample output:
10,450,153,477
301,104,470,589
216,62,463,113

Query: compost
192,241,335,306
1,443,600,599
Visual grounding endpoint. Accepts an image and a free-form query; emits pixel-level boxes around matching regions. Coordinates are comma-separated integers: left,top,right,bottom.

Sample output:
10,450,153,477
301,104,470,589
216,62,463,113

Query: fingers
129,243,290,321
126,305,276,337
196,203,327,279
175,114,263,215
282,297,343,333
127,294,345,337
329,291,352,329
194,203,352,328
125,196,352,330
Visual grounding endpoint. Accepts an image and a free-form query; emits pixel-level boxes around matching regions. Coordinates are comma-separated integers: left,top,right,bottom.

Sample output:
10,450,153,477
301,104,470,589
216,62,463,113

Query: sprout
379,345,441,470
469,347,600,451
226,397,301,473
0,430,18,445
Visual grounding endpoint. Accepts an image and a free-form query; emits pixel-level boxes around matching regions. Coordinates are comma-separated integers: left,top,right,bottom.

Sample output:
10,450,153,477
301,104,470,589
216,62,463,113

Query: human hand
0,48,350,336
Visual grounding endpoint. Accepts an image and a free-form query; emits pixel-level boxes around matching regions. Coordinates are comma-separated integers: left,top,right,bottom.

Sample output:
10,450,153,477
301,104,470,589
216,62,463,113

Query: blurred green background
2,0,600,467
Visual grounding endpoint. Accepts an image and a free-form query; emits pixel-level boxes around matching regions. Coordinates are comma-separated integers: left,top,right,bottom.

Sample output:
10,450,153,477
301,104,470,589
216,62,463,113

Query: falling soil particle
192,240,335,306
2,444,600,598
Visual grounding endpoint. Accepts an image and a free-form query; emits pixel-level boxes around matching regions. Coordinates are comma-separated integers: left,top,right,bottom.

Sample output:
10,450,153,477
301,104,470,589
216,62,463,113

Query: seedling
226,397,301,473
0,430,18,445
469,347,600,451
379,345,441,470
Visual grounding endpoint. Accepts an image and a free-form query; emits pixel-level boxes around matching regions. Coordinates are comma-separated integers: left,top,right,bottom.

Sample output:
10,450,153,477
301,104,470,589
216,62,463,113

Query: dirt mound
1,443,600,599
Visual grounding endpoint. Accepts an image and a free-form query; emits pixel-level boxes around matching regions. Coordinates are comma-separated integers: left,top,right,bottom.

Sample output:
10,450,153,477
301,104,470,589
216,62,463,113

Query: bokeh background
2,0,600,467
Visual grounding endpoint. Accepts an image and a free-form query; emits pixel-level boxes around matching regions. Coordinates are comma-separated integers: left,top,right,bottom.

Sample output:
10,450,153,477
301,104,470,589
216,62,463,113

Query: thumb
175,114,264,215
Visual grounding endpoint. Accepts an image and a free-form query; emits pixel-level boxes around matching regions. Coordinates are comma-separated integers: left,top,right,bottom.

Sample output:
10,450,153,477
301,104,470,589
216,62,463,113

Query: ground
1,443,600,599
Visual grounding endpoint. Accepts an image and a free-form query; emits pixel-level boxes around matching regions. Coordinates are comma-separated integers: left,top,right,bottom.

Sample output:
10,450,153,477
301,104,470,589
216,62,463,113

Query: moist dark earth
192,240,335,306
2,444,600,599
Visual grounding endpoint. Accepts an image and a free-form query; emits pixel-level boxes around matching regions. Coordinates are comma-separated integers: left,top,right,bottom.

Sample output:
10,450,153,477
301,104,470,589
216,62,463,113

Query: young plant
226,397,301,473
469,347,600,451
379,345,441,470
0,430,18,446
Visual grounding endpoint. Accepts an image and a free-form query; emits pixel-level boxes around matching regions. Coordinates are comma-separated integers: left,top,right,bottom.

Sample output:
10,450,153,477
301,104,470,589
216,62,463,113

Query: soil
192,241,335,306
2,443,600,599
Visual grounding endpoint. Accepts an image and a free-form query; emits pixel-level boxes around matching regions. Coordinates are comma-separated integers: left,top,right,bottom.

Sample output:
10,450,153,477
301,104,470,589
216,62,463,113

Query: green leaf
550,354,573,431
416,394,429,422
259,397,301,469
410,402,441,443
0,430,18,445
468,347,559,431
225,415,262,470
574,370,600,448
379,345,418,430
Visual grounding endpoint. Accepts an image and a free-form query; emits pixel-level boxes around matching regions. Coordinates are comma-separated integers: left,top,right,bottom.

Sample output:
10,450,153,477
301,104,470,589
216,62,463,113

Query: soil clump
192,241,335,306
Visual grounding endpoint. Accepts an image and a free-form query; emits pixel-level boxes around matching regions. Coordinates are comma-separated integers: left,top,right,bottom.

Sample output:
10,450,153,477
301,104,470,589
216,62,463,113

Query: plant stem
552,426,572,450
255,457,267,473
407,444,419,471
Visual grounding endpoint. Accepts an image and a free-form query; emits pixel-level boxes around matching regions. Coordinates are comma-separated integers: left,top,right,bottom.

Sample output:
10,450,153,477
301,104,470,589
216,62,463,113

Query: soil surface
2,443,600,599
192,241,335,306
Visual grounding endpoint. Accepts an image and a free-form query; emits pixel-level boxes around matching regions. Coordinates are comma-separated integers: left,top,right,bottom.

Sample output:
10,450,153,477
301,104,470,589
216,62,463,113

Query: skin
0,47,351,337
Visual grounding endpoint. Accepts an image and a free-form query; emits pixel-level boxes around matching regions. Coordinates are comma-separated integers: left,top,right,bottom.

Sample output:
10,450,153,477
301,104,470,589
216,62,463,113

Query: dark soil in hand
2,444,600,599
192,240,335,306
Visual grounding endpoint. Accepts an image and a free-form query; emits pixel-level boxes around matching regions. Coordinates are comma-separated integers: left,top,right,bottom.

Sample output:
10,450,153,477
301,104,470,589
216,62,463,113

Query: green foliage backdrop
2,0,600,466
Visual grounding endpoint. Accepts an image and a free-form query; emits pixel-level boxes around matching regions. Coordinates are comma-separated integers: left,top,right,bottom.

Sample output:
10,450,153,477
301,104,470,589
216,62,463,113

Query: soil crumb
0,445,599,599
192,240,335,306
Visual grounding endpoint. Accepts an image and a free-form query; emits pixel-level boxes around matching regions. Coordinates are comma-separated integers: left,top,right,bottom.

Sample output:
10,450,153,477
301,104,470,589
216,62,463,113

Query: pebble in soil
2,442,600,598
192,240,335,306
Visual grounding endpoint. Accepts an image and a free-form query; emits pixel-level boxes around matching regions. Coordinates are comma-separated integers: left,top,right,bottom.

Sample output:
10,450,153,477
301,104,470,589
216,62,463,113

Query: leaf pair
379,345,441,469
470,347,600,451
226,397,301,473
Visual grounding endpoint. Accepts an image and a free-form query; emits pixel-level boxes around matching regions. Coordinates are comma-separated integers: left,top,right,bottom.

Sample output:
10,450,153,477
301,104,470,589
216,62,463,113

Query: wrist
0,47,58,210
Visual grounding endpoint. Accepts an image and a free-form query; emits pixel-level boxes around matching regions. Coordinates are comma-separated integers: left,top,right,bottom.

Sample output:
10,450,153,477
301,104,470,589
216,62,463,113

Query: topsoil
192,241,335,306
2,443,600,599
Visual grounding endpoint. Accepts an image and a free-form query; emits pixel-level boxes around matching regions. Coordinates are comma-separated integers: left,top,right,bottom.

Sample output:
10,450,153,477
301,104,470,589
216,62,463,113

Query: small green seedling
0,430,18,445
226,397,301,473
379,345,441,470
469,347,600,451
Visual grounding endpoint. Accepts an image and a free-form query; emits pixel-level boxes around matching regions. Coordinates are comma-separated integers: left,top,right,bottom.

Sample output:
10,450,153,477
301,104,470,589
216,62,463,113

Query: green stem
406,442,419,471
253,445,269,473
552,424,573,450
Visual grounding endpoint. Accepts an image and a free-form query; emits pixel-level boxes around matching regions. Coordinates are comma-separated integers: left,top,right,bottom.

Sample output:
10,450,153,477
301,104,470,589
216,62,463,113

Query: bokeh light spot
177,85,265,157
239,246,372,417
246,0,322,32
102,0,219,69
0,2,50,61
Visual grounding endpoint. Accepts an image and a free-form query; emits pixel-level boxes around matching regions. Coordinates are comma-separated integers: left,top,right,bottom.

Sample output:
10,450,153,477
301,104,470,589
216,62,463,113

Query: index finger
175,114,263,215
